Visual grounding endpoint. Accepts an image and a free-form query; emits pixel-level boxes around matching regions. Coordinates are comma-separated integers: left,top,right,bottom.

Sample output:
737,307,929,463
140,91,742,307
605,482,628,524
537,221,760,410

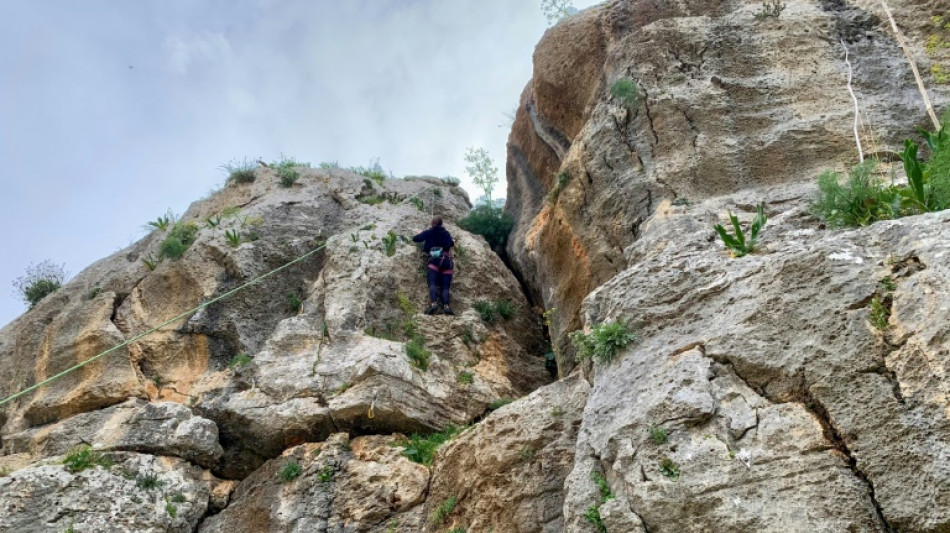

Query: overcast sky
0,0,602,327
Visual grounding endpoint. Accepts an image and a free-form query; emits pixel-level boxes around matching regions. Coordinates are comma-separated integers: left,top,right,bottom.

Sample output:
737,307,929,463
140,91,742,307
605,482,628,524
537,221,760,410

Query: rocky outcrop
506,0,950,374
559,188,950,532
0,451,214,532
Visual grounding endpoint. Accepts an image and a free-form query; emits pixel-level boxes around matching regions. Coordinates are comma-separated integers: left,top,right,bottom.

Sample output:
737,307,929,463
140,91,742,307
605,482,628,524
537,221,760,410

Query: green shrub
148,212,174,231
382,231,399,257
548,170,571,204
170,493,186,503
158,221,199,260
458,205,514,249
430,496,458,525
205,215,221,228
135,473,165,490
63,446,112,473
649,426,668,445
754,0,786,19
278,167,300,188
870,297,890,330
14,260,67,308
317,465,334,482
457,371,474,385
488,398,514,411
225,229,241,247
287,293,303,313
570,320,637,364
279,460,302,482
142,254,158,271
811,162,896,227
319,161,340,169
399,426,464,465
714,203,768,257
584,505,607,533
441,176,461,186
660,457,681,480
473,300,515,323
229,353,253,369
270,154,310,169
408,197,424,211
591,470,614,500
406,335,430,371
610,78,639,108
165,501,178,518
222,158,257,184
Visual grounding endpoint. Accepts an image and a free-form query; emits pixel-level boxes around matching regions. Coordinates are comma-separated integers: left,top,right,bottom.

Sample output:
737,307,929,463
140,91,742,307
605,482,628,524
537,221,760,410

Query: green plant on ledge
714,203,767,257
570,320,637,364
754,0,785,19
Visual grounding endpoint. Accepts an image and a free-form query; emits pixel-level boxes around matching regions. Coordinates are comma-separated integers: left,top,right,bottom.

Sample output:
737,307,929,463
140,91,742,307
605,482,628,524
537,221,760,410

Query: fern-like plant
714,204,767,257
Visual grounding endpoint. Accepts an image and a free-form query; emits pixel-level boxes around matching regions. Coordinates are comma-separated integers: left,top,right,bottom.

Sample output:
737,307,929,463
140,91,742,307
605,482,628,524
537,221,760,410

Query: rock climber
412,216,455,315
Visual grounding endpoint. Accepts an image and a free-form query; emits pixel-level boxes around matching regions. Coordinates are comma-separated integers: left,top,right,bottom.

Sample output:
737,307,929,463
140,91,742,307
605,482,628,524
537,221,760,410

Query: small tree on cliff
464,146,499,206
13,260,68,308
541,0,577,25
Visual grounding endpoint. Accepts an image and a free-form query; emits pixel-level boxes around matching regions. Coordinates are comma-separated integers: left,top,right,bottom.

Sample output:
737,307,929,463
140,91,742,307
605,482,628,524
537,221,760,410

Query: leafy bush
570,320,637,364
222,158,257,184
406,336,430,371
135,473,165,490
548,170,571,204
317,465,334,482
458,205,514,249
488,398,514,411
287,293,302,313
229,353,253,369
457,371,474,385
473,299,515,323
811,162,897,227
870,297,890,330
399,426,464,465
270,154,310,169
165,501,178,518
382,231,399,257
650,426,668,445
278,167,300,188
591,470,614,501
754,0,786,19
63,446,112,473
279,460,302,482
441,176,461,186
158,221,199,260
430,496,458,525
14,260,67,308
319,161,340,169
660,457,681,479
714,204,768,257
610,78,639,108
584,506,607,533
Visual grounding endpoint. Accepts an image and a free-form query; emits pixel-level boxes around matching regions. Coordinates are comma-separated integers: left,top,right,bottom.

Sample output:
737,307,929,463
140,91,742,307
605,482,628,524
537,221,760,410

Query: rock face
506,0,950,374
553,187,950,532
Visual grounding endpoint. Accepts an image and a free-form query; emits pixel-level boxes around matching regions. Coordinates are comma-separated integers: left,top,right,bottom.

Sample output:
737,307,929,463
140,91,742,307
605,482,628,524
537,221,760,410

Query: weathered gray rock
423,374,590,533
562,187,950,532
198,433,428,533
4,399,222,467
0,451,212,532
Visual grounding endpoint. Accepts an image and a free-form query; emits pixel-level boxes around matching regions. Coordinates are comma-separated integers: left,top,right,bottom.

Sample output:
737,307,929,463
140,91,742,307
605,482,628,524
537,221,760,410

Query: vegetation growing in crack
754,0,785,19
279,460,302,483
398,426,465,466
570,320,637,364
660,457,681,480
548,170,571,204
650,426,668,445
584,470,614,533
430,495,458,525
610,78,639,109
158,221,199,260
473,299,515,323
714,204,767,257
229,353,253,369
488,398,514,411
135,473,165,491
813,112,950,227
62,446,112,473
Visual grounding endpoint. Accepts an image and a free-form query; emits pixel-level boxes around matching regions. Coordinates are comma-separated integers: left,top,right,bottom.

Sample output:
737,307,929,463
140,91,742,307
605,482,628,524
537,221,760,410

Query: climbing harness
0,240,330,408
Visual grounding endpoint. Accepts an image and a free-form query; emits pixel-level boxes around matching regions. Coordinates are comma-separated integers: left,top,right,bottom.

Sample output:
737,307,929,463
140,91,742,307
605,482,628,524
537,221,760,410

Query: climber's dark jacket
412,225,454,253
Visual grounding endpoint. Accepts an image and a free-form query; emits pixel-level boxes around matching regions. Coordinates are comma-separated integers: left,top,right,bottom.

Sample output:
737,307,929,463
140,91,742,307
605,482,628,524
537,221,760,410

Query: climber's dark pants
427,256,454,305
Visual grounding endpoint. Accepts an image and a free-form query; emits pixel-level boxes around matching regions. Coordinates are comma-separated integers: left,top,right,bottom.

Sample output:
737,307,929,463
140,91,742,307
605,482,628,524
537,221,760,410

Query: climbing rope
0,240,330,408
